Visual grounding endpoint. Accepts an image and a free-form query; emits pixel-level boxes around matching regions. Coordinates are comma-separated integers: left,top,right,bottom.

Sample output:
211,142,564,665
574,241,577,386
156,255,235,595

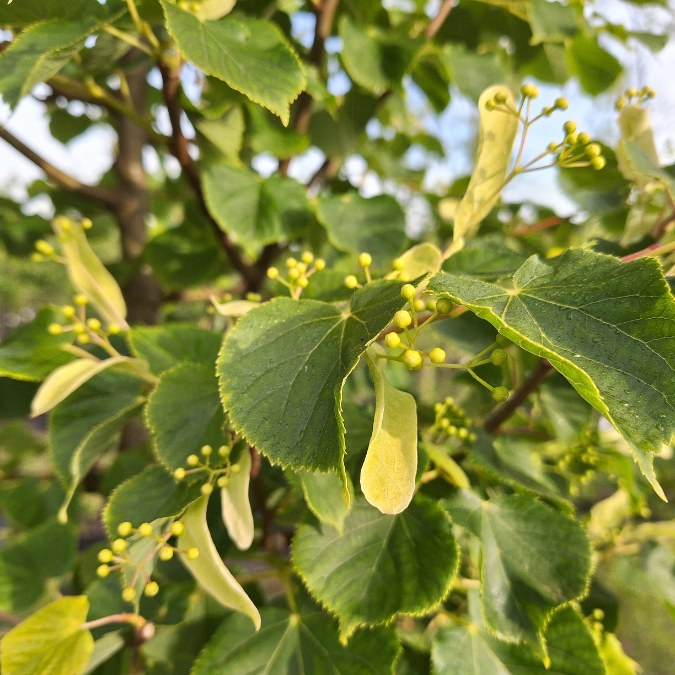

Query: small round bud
590,156,606,170
74,294,88,306
393,310,412,328
401,284,416,300
217,475,229,488
288,268,300,280
490,348,507,365
344,275,359,289
186,454,200,467
314,258,326,271
73,324,86,335
584,143,601,158
47,323,62,335
31,252,44,262
485,99,496,111
122,587,137,603
170,521,185,537
159,546,174,561
81,218,93,230
200,444,212,457
615,96,627,110
398,273,410,282
297,276,309,288
266,267,279,280
565,132,579,146
520,83,539,98
403,349,423,370
435,298,453,314
98,548,113,563
245,293,261,302
112,538,127,554
384,332,401,349
86,318,102,331
358,252,372,267
643,86,655,98
563,120,577,135
61,305,75,318
426,299,437,312
301,251,314,264
626,87,638,98
230,463,241,474
447,425,458,436
96,564,111,578
413,298,426,312
186,547,200,560
547,142,559,154
494,91,507,104
107,323,121,335
554,97,569,110
542,106,553,116
391,257,405,271
76,334,90,345
35,240,54,256
218,445,231,458
577,132,591,145
458,427,469,439
439,417,450,429
117,521,133,537
174,468,186,481
296,263,307,275
144,581,160,597
201,483,214,496
285,257,298,268
138,523,153,537
429,347,446,364
492,386,509,402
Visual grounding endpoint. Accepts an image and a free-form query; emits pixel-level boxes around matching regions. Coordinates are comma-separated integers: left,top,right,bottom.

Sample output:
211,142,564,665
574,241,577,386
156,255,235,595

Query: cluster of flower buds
47,294,123,345
343,252,375,289
267,251,325,299
547,120,606,171
615,85,655,110
173,443,241,496
432,397,477,443
557,428,602,495
97,520,198,603
31,218,93,264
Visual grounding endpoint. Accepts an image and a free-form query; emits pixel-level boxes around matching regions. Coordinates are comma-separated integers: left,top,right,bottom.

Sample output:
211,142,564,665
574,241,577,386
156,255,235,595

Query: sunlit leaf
220,447,254,550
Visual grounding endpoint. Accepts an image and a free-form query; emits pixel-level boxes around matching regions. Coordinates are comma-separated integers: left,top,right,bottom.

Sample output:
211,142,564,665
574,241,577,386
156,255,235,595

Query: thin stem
83,612,146,631
621,239,675,262
0,126,118,208
0,611,21,626
103,25,153,56
465,367,495,391
425,0,454,38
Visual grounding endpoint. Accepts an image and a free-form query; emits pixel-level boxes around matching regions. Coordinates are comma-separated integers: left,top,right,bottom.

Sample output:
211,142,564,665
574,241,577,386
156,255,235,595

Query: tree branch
158,61,263,290
0,126,118,208
483,360,553,433
426,0,455,39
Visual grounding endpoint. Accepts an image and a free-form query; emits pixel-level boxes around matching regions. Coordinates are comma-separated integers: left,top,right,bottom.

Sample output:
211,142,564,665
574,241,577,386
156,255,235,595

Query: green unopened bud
186,547,200,560
187,454,200,467
98,548,113,563
563,120,577,135
137,522,153,537
117,521,133,537
159,546,174,561
86,318,102,331
122,587,136,603
174,467,186,481
577,132,590,145
554,97,569,110
144,581,160,597
590,156,606,170
401,284,416,300
429,348,446,364
492,386,509,402
96,564,110,578
344,275,359,289
435,298,453,314
170,521,185,537
520,83,539,98
266,266,279,279
393,310,412,328
47,323,62,335
584,143,601,158
314,258,326,271
490,348,507,365
35,240,54,256
61,305,75,318
403,349,423,370
494,91,507,104
201,483,214,496
358,252,372,267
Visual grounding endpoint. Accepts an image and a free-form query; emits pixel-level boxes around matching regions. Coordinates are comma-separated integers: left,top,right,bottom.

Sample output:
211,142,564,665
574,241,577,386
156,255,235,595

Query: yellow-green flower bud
137,522,153,537
170,521,185,537
267,267,279,279
117,521,133,537
435,298,453,314
286,257,298,268
121,587,137,603
344,275,359,289
590,156,606,170
554,97,569,110
403,349,423,370
186,454,200,467
86,318,101,331
98,548,113,563
61,305,76,318
35,240,54,256
218,445,231,458
584,143,601,158
217,475,229,488
174,467,186,481
200,444,212,457
314,258,326,271
384,332,401,349
393,310,412,328
429,347,446,364
112,538,127,553
563,120,576,135
492,386,509,402
159,546,174,561
144,581,160,597
520,83,539,98
391,257,405,271
358,252,372,267
401,284,416,300
47,323,62,335
301,251,314,264
96,564,110,578
186,547,200,560
201,483,214,496
577,132,591,145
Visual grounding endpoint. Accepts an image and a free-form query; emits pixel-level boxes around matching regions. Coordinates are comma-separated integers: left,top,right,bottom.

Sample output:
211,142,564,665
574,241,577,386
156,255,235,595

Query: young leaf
429,249,675,500
128,324,222,376
146,363,226,471
451,85,518,251
31,356,140,418
178,496,261,630
221,447,254,550
202,163,311,256
292,498,458,639
445,490,592,646
431,606,604,675
218,280,408,475
386,242,442,280
300,470,353,535
48,371,144,522
162,1,305,125
0,308,74,381
316,193,407,266
193,602,400,674
0,18,105,109
52,218,127,329
361,344,418,514
0,596,93,675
